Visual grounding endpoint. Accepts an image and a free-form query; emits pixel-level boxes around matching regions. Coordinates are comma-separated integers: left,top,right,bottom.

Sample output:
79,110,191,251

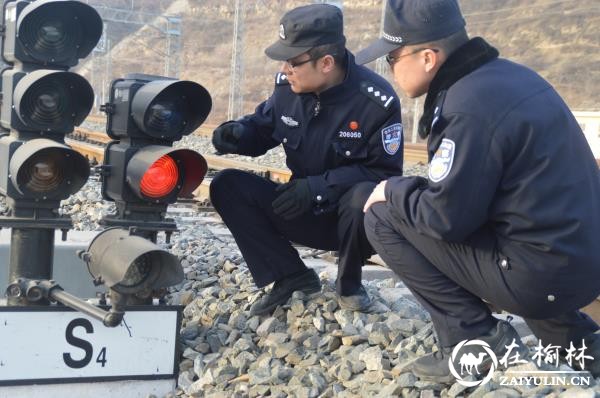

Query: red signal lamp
124,146,207,203
140,155,179,199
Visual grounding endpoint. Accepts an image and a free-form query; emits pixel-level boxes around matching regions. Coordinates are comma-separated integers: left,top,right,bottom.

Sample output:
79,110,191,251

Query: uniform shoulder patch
381,123,403,155
360,81,395,109
275,72,289,86
428,138,455,183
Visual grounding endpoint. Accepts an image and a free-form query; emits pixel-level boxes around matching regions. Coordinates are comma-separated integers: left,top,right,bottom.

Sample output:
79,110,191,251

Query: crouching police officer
359,0,600,382
210,4,403,315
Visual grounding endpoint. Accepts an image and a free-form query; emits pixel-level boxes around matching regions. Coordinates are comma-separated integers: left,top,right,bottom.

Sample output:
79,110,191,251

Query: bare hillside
78,0,600,130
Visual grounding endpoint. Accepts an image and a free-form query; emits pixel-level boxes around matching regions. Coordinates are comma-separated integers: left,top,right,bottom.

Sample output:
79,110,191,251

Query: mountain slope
79,0,600,129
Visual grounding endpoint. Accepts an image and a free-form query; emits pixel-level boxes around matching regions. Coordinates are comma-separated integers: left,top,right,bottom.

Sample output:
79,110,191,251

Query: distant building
574,111,600,159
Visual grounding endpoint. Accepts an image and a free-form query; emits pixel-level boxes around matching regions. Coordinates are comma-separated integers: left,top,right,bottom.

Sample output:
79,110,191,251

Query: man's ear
423,49,441,73
320,55,336,73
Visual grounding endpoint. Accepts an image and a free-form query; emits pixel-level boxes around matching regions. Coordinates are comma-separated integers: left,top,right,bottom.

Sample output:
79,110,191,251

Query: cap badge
279,24,286,40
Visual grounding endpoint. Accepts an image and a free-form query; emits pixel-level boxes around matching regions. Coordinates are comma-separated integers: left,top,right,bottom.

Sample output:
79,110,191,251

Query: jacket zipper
313,95,321,117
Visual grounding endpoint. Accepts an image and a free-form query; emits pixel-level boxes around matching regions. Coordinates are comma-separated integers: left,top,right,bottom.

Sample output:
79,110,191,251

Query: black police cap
356,0,465,65
265,4,346,61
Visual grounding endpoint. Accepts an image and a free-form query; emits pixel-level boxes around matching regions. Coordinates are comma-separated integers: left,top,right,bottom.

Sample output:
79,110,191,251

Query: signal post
0,1,213,395
0,0,100,305
89,73,211,306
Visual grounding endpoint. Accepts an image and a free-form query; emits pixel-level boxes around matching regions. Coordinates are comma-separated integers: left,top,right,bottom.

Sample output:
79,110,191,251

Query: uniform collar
315,50,357,103
418,37,499,138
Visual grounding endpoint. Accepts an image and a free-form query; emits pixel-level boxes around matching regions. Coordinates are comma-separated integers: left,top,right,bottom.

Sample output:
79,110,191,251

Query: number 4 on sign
96,347,107,367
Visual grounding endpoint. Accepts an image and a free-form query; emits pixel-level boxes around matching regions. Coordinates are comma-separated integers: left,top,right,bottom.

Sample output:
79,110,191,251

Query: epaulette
359,81,395,110
275,72,289,86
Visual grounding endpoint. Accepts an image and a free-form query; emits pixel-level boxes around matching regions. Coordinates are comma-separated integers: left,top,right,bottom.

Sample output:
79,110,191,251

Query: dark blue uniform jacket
385,58,600,296
231,51,404,213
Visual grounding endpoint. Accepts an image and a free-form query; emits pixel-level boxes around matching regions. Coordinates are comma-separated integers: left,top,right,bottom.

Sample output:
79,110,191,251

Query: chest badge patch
281,115,299,127
276,73,288,85
428,138,455,182
381,123,402,155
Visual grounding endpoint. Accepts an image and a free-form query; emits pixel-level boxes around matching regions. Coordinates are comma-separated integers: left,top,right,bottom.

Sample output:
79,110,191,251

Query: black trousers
364,202,599,348
210,169,375,295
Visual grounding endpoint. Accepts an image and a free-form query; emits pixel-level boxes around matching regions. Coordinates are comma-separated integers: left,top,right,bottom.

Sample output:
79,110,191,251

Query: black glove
212,122,244,154
272,179,313,220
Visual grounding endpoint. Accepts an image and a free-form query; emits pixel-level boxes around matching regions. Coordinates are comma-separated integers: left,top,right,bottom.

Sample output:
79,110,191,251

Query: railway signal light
0,0,102,305
0,0,102,209
100,74,211,236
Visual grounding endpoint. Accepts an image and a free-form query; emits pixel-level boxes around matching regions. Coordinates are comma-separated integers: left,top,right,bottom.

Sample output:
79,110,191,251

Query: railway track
67,125,294,202
73,118,429,165
67,127,293,181
67,122,427,208
67,127,428,199
70,116,430,186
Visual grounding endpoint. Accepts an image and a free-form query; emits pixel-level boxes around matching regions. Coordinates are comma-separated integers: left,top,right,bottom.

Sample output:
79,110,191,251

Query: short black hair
307,41,347,69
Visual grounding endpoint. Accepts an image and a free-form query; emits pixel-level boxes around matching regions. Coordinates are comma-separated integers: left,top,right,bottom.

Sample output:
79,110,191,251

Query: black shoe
338,285,371,311
410,320,528,383
249,268,321,316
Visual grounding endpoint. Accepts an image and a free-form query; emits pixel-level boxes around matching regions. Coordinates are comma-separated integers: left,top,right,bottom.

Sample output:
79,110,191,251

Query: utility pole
164,16,182,77
228,0,244,120
91,6,182,79
93,22,109,112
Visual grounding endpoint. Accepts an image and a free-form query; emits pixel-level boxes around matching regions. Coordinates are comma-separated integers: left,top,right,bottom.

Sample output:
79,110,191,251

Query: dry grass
79,0,600,126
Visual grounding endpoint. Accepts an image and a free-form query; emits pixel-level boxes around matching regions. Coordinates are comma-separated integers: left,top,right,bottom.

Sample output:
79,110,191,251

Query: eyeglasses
285,52,338,70
385,48,439,67
286,56,317,70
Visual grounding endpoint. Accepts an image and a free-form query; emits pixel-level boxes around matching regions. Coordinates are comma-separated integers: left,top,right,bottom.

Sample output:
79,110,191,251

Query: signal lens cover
9,139,90,199
25,81,66,128
140,155,179,198
21,16,77,63
20,150,63,193
130,79,212,140
145,100,185,137
16,0,103,65
14,70,94,132
119,254,154,288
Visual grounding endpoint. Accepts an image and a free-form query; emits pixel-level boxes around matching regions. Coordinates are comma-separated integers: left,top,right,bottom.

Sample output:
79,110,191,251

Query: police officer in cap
210,4,403,315
359,0,600,382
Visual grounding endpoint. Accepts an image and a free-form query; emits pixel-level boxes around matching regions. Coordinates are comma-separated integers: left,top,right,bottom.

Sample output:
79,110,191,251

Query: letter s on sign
63,318,94,369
